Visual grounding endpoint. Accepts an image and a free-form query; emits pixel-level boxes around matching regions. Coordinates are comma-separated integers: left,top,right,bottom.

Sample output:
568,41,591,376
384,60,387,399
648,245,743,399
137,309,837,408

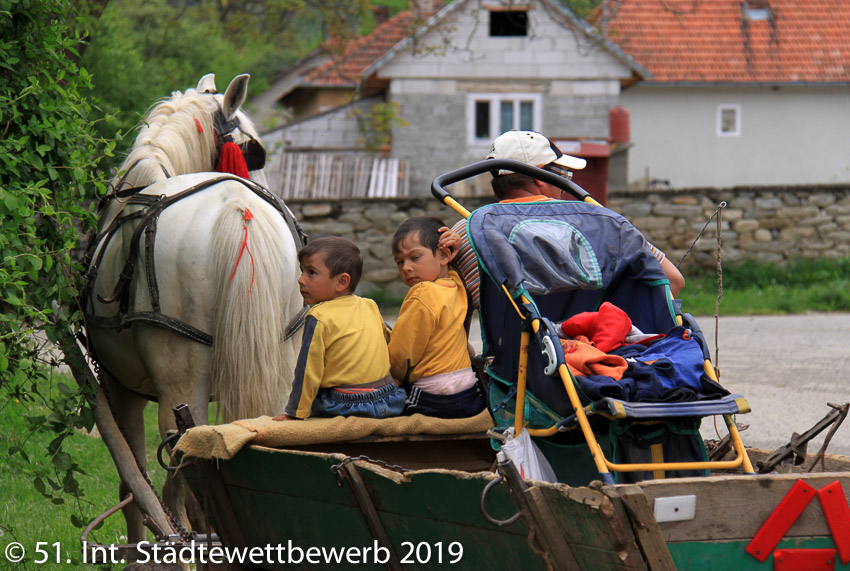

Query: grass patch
0,373,166,570
680,258,850,315
374,257,850,317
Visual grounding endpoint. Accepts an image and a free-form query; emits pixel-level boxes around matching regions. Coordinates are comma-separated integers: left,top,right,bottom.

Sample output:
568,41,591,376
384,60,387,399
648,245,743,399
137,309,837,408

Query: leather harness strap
84,174,307,346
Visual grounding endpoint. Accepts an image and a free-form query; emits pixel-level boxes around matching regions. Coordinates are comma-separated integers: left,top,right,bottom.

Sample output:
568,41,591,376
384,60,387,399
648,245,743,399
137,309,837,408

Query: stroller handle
431,159,599,217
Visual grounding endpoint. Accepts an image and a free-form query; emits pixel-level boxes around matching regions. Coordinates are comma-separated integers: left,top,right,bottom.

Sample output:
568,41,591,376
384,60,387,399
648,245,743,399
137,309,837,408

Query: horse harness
83,174,309,347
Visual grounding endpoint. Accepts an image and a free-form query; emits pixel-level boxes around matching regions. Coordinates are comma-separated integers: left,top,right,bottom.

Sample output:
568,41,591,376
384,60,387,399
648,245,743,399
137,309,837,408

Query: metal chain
84,340,193,540
330,455,411,486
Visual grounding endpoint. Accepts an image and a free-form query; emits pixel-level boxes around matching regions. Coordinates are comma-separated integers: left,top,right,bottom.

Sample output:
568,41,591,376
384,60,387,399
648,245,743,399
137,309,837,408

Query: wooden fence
265,152,410,199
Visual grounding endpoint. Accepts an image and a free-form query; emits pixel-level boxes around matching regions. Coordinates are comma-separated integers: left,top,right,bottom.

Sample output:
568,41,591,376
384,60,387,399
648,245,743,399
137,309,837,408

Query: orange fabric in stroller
560,336,628,380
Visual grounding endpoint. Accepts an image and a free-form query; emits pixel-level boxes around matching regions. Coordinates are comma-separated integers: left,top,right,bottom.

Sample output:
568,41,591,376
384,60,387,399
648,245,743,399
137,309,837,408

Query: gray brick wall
544,94,616,138
391,92,471,196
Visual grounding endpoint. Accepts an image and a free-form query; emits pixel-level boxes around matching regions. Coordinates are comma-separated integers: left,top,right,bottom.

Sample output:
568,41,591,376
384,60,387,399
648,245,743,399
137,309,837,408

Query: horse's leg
139,330,211,536
101,373,149,543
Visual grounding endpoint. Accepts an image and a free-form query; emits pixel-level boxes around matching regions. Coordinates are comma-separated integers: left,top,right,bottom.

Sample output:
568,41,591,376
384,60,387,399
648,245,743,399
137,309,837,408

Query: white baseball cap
486,130,587,175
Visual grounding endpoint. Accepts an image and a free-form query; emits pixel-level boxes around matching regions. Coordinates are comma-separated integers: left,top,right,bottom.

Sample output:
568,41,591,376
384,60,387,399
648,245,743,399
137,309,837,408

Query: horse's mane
115,88,261,190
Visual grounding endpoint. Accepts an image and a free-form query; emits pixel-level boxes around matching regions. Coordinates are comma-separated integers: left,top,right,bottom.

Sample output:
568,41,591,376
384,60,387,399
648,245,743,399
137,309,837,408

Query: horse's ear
197,73,217,94
222,74,250,120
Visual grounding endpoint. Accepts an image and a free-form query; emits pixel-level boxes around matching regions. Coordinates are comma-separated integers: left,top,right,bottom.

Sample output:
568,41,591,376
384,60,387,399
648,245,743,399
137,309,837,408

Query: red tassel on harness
216,141,250,179
229,208,255,298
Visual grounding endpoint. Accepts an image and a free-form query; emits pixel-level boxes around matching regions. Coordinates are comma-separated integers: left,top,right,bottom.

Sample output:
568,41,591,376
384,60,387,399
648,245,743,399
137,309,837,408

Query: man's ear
335,272,352,293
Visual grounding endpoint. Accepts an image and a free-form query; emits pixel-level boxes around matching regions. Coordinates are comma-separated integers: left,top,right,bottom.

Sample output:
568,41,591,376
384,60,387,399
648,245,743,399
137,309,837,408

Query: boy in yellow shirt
274,237,405,420
389,217,485,418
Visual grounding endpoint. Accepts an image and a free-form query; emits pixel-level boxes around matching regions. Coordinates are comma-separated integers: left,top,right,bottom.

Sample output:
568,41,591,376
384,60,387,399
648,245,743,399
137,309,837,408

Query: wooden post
617,485,676,570
68,340,176,538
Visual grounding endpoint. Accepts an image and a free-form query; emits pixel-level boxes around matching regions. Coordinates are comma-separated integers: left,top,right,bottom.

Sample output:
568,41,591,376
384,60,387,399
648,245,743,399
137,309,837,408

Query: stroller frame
432,159,755,485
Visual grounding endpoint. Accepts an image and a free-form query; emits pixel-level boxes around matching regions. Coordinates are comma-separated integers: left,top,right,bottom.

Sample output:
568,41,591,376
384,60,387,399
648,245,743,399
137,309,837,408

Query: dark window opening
744,0,770,20
475,101,490,139
489,10,528,37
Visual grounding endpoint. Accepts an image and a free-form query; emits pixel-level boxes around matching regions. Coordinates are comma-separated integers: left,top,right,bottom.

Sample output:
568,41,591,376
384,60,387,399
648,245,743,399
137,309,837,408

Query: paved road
461,313,850,456
694,313,850,456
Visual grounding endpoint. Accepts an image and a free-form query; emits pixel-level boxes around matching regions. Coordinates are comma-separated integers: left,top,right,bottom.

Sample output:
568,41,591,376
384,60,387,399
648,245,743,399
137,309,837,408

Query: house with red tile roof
257,0,647,198
606,0,850,188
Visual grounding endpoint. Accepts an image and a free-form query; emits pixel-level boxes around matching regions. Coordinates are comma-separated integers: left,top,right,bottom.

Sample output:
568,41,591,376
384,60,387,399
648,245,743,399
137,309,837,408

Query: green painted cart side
179,433,850,571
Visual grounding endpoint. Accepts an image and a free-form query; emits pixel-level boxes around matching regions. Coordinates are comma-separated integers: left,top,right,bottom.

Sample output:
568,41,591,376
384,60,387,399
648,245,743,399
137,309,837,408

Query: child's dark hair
298,236,362,292
391,216,444,255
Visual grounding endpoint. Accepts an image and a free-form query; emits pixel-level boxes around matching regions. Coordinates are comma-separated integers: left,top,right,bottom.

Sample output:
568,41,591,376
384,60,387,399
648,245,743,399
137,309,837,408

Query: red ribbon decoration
229,208,255,297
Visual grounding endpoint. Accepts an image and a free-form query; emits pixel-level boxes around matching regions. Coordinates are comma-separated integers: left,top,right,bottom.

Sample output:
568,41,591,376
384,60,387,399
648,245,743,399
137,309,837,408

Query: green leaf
52,451,72,472
27,153,44,169
4,194,19,211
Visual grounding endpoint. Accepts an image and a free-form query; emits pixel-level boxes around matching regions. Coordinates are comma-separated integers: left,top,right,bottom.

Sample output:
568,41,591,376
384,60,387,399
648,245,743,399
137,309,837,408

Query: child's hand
272,413,296,421
438,227,461,262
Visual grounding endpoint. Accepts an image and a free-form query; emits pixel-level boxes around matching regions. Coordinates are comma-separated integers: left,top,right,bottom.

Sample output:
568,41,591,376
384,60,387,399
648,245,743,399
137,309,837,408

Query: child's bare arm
272,413,297,421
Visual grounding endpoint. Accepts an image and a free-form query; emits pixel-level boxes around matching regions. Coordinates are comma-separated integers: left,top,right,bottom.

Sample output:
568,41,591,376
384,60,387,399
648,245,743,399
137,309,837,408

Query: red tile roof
606,0,850,83
300,10,421,88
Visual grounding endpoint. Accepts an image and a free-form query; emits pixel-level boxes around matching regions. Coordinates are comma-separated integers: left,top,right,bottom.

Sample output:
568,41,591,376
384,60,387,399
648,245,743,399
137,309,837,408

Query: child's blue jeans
311,381,406,419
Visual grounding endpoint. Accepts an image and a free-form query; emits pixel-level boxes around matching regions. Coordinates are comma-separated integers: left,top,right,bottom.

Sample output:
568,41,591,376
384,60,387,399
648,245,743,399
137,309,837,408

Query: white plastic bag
499,427,558,483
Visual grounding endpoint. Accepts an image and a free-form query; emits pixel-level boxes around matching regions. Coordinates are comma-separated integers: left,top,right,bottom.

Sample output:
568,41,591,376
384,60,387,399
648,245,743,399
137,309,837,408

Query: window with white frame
468,93,542,144
717,104,741,137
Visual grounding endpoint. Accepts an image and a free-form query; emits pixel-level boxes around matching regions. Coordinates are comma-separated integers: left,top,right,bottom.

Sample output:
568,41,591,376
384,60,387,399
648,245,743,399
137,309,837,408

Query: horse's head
113,73,268,193
197,74,269,189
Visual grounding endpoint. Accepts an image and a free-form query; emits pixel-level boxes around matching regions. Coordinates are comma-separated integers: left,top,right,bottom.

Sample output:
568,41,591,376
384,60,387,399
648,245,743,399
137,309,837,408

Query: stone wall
609,185,850,268
285,185,850,299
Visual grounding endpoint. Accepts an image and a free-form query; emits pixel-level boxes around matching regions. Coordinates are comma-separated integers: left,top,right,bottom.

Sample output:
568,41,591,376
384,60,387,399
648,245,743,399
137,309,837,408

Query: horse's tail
209,189,299,422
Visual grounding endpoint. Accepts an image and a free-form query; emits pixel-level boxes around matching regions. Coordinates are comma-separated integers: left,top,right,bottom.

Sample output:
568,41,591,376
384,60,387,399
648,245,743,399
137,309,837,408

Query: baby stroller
433,160,754,486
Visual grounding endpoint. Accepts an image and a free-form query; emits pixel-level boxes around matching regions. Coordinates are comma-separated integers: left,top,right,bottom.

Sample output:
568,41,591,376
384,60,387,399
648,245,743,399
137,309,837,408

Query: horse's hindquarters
85,173,302,421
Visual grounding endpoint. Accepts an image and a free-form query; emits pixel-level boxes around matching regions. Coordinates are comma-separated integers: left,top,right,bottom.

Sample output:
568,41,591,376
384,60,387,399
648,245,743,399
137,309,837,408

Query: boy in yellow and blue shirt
389,217,485,418
274,237,405,420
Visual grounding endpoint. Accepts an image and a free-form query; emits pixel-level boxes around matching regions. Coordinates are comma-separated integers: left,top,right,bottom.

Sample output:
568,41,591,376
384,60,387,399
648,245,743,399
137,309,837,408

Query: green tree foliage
351,101,409,152
80,0,412,153
0,0,113,523
559,0,604,20
82,0,301,150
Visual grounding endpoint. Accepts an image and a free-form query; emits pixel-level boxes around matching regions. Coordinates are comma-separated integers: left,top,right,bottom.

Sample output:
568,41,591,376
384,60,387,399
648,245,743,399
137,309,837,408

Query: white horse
83,74,302,541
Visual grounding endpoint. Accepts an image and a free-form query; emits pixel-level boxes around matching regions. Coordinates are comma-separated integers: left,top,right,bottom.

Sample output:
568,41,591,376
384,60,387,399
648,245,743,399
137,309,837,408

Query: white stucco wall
622,85,850,188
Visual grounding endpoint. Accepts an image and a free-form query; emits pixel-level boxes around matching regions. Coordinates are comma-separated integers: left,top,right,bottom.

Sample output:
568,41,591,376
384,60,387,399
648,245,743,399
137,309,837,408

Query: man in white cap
485,129,588,201
443,130,684,311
